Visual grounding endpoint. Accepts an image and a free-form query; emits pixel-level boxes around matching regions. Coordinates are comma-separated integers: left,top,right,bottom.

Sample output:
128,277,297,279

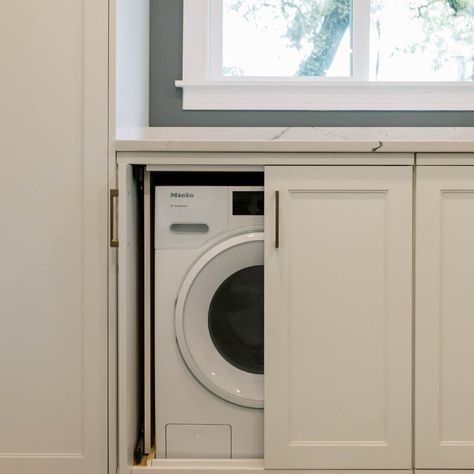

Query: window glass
370,0,474,81
221,0,474,81
223,0,353,77
208,265,264,374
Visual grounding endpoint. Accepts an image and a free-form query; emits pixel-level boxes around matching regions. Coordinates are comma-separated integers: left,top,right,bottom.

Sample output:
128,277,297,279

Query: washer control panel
232,190,264,216
155,186,263,250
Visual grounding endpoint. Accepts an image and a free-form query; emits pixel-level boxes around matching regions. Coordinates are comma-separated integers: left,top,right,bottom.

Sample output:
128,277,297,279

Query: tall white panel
0,1,108,473
264,166,412,469
416,166,474,468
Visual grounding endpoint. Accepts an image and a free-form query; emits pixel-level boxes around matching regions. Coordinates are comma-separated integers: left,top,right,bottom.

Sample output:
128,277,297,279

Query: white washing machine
154,185,264,459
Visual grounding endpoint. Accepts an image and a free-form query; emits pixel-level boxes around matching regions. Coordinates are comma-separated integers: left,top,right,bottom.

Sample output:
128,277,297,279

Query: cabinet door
416,166,474,468
117,164,142,474
0,1,108,474
264,166,412,469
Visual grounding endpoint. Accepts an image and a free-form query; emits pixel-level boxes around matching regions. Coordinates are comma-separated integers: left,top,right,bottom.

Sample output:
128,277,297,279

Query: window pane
370,0,474,81
222,0,352,77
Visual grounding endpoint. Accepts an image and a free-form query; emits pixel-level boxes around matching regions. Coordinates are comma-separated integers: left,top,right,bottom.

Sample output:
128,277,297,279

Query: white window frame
175,0,474,111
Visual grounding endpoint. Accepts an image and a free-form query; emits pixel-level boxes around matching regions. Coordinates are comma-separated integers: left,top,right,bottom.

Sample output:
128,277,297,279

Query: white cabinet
117,164,142,474
416,166,474,468
0,1,109,474
264,166,413,469
115,154,474,473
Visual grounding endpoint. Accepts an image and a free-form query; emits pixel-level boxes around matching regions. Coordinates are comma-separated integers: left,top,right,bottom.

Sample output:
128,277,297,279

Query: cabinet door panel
0,1,108,473
416,166,474,468
264,166,412,469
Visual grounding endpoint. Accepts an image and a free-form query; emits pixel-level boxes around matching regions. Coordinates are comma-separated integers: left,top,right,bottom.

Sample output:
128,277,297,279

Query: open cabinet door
118,163,143,474
264,166,413,470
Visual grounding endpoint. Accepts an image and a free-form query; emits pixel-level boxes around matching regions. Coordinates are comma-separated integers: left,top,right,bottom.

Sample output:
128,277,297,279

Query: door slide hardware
275,190,280,249
110,189,119,248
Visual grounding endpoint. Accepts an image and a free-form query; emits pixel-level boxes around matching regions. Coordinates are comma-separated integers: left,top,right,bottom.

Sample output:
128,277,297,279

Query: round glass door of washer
175,232,264,408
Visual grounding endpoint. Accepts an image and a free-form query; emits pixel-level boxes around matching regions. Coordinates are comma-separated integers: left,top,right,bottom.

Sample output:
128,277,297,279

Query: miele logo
170,192,194,198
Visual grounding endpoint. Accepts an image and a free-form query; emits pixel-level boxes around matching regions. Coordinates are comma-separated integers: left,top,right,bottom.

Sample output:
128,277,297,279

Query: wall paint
149,0,474,127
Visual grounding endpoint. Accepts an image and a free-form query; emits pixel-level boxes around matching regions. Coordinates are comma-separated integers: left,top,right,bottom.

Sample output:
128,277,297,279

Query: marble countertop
115,127,474,153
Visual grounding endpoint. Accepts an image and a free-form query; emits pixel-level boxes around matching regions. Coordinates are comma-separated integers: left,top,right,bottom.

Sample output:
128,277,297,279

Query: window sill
175,80,474,111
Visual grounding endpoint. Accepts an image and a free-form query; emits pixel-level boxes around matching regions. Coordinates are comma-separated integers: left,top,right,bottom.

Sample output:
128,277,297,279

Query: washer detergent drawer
166,424,231,459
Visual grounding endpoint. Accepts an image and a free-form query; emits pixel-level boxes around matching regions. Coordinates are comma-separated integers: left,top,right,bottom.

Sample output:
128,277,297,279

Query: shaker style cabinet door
416,166,474,468
264,166,413,470
0,1,108,474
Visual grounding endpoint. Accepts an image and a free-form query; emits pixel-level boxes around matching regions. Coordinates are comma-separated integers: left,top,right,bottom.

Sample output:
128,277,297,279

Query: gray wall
149,0,474,127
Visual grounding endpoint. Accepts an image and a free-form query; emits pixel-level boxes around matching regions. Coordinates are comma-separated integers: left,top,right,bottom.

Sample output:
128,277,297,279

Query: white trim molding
179,0,474,111
175,80,474,111
142,458,413,474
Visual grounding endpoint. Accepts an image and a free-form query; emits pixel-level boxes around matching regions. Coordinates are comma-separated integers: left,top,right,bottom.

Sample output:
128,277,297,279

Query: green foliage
448,0,474,14
370,0,474,74
229,0,350,76
228,0,473,79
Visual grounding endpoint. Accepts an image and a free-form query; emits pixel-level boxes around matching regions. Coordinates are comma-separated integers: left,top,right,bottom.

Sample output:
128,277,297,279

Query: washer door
175,232,264,408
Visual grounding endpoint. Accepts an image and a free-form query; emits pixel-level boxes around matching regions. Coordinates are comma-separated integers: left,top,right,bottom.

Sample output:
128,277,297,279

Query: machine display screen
232,191,264,216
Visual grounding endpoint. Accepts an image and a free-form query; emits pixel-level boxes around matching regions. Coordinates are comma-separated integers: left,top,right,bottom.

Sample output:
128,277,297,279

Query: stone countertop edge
115,127,474,153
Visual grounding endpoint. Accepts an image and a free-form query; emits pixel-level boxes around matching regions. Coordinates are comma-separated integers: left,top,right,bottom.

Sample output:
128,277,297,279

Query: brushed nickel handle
275,190,280,249
110,189,119,248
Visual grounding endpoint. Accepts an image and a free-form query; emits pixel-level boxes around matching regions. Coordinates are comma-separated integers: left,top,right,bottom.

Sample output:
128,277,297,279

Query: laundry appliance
154,184,264,459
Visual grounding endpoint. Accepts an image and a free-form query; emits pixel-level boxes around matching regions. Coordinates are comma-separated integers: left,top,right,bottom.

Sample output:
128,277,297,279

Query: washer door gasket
175,232,264,408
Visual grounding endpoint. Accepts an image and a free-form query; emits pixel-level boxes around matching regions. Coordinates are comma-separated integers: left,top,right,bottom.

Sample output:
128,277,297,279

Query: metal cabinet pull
110,189,119,248
275,190,280,249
